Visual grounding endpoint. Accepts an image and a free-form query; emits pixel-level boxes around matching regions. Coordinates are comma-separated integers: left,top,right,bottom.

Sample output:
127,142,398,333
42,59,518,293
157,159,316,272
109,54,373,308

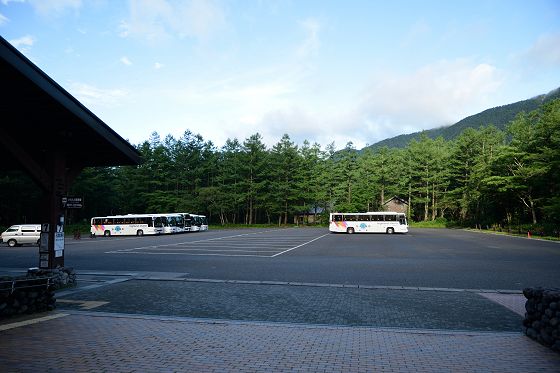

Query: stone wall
523,287,560,352
27,267,77,290
0,275,55,318
0,267,77,319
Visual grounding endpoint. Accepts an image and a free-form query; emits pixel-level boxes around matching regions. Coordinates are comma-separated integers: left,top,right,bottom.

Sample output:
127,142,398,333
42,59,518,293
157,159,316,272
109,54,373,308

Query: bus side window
333,214,342,222
384,214,397,221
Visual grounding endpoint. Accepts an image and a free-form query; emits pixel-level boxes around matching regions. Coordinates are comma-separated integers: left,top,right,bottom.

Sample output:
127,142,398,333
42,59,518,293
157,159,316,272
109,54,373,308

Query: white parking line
105,229,329,257
133,248,281,253
106,230,284,253
108,251,272,257
271,234,329,257
179,242,299,247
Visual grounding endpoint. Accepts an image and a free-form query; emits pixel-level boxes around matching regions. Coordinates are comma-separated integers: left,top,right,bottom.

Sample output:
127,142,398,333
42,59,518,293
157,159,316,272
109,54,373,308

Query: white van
1,225,41,247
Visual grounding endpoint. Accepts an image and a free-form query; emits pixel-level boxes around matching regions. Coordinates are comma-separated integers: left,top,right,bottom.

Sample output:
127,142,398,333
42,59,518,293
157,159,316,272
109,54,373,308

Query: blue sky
1,0,559,149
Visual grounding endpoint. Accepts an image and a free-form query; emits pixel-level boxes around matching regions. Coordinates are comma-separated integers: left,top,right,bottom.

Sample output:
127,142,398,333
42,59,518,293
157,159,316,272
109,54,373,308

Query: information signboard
61,196,83,209
54,232,64,257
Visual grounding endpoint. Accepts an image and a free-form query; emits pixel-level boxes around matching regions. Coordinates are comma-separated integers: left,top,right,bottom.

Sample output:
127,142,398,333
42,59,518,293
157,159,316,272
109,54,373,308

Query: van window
6,227,19,232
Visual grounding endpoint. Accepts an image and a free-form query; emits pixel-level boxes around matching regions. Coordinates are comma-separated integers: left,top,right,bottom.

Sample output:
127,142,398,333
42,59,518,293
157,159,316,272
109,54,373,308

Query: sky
1,0,559,150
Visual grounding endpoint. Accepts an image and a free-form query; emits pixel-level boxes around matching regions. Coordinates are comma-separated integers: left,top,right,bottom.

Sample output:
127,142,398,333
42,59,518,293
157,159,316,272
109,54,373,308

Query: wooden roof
0,36,142,171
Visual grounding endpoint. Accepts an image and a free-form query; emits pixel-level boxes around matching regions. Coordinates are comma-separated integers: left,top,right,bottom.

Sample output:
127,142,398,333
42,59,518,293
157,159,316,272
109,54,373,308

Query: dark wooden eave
0,36,142,177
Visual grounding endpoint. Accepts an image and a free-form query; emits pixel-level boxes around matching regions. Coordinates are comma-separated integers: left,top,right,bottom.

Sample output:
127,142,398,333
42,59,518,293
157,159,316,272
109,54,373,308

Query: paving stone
57,279,522,332
1,313,558,372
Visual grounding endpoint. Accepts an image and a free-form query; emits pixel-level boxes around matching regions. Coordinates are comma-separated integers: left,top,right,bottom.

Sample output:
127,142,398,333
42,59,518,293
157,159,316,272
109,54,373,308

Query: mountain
364,87,560,150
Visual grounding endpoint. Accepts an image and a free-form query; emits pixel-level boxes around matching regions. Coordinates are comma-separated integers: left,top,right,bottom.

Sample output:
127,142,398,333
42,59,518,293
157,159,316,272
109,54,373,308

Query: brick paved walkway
1,311,559,372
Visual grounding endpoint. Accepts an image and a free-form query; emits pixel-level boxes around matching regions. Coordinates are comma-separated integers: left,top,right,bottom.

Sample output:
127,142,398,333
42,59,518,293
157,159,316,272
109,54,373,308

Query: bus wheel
386,227,394,234
347,227,355,234
136,230,144,236
104,230,111,237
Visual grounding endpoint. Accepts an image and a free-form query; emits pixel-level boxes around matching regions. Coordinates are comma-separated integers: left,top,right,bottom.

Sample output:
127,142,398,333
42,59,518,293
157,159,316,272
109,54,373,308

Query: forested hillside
0,99,558,234
367,87,560,150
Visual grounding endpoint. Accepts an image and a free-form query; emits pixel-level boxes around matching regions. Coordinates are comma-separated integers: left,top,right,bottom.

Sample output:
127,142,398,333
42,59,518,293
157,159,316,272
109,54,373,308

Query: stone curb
130,276,523,294
61,309,523,337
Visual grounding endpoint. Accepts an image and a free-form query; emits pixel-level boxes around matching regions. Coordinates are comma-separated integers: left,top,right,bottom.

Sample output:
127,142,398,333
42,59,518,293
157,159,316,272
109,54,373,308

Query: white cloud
0,12,8,25
218,59,505,149
154,62,163,69
179,0,226,40
68,82,129,108
119,0,226,42
357,59,503,136
120,56,132,66
521,32,560,67
1,0,25,5
8,35,35,52
401,19,431,48
27,0,82,17
297,18,321,57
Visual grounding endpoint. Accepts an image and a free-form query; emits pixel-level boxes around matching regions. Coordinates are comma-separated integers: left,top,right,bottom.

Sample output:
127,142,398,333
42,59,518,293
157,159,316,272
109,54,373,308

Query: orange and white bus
329,212,408,234
90,214,164,237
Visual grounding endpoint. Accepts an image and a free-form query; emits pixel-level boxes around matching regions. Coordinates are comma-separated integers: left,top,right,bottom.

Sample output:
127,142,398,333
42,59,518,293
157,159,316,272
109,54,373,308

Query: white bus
198,215,209,231
91,214,164,237
191,214,209,231
150,213,183,234
170,213,185,233
178,213,193,232
329,212,408,234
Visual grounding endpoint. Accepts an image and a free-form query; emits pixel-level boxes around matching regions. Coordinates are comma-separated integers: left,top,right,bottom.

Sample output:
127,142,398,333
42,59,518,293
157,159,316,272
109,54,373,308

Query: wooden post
41,151,67,269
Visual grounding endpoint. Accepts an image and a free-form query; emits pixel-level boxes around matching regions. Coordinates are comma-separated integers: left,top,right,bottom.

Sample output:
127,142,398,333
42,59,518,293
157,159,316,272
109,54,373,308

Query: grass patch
409,218,450,229
465,228,560,242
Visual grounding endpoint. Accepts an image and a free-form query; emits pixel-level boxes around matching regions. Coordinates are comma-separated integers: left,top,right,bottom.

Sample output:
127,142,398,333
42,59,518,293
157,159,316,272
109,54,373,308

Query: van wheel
104,230,111,237
136,230,144,236
347,227,355,234
8,239,17,247
386,227,394,234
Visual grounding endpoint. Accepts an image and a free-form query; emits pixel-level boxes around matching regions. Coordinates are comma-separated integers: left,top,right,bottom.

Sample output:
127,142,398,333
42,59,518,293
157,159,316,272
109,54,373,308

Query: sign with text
62,196,83,209
54,232,64,257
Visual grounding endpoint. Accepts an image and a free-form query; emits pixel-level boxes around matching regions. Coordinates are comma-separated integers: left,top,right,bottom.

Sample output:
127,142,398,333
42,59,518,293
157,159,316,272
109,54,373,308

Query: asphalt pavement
2,228,560,372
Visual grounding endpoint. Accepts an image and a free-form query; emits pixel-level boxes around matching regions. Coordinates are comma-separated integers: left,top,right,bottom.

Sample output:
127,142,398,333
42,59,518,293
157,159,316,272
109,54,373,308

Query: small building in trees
382,196,408,214
295,206,324,225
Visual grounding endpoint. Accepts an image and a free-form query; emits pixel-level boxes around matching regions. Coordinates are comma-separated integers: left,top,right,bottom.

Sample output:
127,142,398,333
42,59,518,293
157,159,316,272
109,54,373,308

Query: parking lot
3,227,560,372
2,227,560,290
104,228,329,257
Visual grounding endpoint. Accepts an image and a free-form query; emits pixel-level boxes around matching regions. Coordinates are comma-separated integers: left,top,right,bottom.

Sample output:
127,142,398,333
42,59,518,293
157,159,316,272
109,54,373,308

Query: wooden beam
0,133,51,191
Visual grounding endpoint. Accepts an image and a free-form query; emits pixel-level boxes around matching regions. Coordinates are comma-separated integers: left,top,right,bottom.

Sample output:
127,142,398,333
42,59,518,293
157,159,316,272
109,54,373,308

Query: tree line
1,99,558,233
